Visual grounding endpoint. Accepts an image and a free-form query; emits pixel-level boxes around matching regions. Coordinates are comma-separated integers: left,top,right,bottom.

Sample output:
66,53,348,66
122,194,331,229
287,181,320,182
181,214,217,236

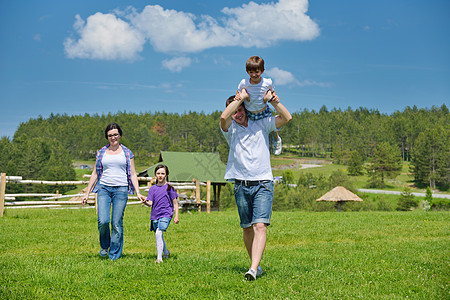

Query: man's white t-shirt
221,116,277,181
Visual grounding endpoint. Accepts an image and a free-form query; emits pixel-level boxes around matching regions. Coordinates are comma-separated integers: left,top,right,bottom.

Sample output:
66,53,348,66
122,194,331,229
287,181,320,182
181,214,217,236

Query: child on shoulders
237,55,282,155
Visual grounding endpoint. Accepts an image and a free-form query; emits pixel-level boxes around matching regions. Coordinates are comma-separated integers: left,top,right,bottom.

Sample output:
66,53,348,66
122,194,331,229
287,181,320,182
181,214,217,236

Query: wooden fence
0,173,211,217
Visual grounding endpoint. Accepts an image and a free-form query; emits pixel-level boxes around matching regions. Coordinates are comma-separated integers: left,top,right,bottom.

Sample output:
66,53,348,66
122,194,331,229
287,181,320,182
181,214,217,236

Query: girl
142,164,179,263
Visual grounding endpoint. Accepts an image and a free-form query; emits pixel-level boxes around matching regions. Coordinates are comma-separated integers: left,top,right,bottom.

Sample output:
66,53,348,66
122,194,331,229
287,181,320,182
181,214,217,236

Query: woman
82,123,146,260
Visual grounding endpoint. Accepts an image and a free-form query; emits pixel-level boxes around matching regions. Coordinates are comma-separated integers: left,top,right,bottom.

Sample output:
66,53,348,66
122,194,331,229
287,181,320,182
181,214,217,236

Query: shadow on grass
225,264,271,278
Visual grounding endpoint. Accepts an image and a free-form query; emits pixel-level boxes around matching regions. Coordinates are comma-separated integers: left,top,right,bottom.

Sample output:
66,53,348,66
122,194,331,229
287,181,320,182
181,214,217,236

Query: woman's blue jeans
97,184,128,260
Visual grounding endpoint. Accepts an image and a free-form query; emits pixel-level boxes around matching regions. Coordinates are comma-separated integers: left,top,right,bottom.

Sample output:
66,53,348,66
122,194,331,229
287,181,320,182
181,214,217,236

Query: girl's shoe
163,251,170,259
155,259,163,263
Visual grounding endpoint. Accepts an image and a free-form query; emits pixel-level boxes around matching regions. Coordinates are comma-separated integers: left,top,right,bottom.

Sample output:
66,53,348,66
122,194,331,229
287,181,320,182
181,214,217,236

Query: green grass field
1,206,448,299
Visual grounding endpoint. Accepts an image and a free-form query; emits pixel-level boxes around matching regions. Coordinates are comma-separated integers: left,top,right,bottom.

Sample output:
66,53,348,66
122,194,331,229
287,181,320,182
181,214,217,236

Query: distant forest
1,104,449,191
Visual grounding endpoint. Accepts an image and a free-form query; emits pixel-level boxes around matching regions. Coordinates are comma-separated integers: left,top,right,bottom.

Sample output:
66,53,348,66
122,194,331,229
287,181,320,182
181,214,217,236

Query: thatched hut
316,186,363,212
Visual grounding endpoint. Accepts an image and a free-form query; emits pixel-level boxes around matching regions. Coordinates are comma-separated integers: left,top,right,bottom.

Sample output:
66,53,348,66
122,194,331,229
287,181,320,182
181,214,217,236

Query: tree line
0,104,448,192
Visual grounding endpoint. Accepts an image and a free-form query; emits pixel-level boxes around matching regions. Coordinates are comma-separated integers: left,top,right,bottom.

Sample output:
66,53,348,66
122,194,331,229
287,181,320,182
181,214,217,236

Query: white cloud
266,67,297,85
213,56,232,66
127,5,237,53
64,0,319,60
162,57,192,73
222,0,320,48
266,67,331,87
64,13,145,60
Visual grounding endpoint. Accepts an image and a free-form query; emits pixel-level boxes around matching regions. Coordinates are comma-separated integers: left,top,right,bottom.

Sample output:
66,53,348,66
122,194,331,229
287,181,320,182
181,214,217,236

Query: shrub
282,169,295,184
431,198,450,210
377,198,395,211
396,188,418,211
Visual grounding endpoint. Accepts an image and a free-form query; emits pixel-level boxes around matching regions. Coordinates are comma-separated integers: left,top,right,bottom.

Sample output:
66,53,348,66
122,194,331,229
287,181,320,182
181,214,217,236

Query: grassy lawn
74,168,93,181
0,207,448,299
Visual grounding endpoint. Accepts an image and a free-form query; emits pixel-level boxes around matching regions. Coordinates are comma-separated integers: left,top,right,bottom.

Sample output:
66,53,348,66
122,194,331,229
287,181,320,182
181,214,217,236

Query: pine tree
411,126,450,189
348,150,364,176
366,142,402,187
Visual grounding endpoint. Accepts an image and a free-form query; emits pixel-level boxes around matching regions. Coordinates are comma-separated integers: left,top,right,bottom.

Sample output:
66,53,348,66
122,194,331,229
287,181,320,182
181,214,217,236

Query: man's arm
269,91,292,128
220,91,247,132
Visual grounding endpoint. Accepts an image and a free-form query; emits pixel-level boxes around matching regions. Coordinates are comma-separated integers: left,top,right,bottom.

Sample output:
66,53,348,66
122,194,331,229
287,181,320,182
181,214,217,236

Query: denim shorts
234,180,274,228
150,217,172,232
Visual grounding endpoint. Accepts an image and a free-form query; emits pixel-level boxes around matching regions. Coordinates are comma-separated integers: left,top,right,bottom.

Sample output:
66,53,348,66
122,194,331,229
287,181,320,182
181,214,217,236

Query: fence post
95,193,98,215
0,173,6,217
217,185,222,211
195,179,201,212
206,180,211,214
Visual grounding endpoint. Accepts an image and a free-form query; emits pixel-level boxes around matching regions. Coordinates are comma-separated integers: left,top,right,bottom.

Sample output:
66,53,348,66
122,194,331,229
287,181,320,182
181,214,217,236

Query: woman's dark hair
104,123,123,139
154,164,173,191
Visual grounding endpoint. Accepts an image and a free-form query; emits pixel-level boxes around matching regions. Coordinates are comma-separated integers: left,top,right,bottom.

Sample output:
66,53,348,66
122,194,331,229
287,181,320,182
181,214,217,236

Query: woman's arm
130,158,146,202
82,167,98,205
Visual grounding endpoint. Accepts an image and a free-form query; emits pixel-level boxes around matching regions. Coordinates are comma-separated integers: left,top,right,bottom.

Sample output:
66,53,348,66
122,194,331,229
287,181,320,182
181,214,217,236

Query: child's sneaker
163,251,170,259
256,265,263,277
273,136,282,155
244,268,257,281
99,249,108,257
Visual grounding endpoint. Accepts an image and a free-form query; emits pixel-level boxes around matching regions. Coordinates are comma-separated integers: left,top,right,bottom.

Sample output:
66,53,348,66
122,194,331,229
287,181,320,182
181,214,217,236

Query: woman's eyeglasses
107,133,120,138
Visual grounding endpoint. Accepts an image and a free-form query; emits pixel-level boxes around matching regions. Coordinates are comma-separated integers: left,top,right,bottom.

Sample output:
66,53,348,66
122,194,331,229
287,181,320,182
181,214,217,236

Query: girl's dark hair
154,164,173,191
104,123,123,139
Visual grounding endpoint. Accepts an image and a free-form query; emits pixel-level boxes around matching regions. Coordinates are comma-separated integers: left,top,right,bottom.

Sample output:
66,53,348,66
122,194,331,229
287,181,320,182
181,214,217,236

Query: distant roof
316,186,363,202
138,151,227,184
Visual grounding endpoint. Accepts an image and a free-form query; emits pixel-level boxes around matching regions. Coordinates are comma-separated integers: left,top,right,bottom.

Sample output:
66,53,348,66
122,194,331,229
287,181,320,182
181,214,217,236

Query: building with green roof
138,151,228,208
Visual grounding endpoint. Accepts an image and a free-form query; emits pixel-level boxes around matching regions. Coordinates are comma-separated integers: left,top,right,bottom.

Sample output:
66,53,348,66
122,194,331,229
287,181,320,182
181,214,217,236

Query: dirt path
272,157,332,170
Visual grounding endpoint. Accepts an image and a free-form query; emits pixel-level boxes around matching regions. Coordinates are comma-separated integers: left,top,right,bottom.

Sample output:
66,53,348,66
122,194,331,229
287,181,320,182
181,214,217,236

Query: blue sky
1,0,449,138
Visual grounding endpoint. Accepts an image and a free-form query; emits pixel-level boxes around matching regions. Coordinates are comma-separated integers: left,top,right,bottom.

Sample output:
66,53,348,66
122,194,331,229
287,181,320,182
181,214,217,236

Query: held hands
265,90,280,105
236,89,250,102
137,192,147,203
141,196,152,207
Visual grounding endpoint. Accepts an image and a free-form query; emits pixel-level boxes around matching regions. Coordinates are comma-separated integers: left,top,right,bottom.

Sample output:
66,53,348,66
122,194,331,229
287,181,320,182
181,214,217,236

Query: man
220,90,292,280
